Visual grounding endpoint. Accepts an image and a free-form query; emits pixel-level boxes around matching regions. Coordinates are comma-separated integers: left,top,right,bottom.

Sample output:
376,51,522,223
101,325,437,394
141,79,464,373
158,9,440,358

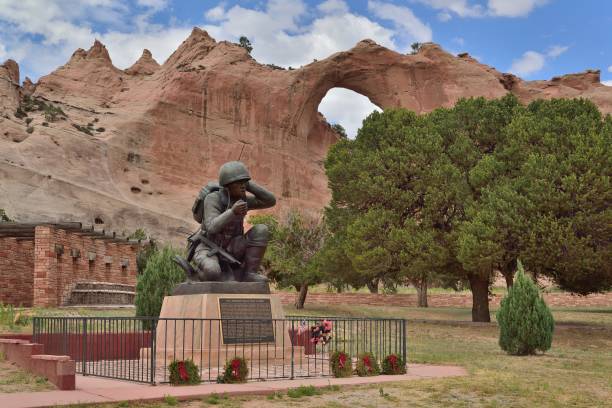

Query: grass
0,357,54,393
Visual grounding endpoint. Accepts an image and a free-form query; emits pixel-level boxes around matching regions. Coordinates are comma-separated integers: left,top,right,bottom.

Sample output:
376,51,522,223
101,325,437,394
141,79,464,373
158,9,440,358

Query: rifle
187,230,242,266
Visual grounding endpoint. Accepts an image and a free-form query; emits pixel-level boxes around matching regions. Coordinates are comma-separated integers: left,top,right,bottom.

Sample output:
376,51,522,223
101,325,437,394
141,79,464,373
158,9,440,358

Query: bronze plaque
219,298,275,344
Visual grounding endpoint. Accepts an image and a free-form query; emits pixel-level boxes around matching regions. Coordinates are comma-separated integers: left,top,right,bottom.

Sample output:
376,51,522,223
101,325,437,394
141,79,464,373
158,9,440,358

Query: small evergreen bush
496,260,554,355
330,351,352,377
135,246,185,321
356,352,380,376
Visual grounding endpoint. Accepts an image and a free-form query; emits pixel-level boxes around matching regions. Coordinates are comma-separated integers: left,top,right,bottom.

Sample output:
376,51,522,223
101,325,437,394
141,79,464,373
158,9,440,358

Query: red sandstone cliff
1,28,611,242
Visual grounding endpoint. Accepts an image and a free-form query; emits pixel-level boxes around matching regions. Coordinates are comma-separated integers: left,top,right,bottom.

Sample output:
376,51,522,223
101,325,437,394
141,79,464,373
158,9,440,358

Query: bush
356,352,380,376
168,359,200,385
330,351,352,377
218,357,248,383
26,126,34,134
134,246,185,320
381,354,406,375
496,260,554,355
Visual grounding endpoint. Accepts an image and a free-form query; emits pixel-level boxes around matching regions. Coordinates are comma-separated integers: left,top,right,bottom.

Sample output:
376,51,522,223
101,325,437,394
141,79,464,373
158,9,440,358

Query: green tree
331,123,347,139
410,42,422,54
127,228,158,275
250,211,328,309
496,260,554,355
135,246,185,320
0,209,12,222
325,95,611,321
238,36,253,54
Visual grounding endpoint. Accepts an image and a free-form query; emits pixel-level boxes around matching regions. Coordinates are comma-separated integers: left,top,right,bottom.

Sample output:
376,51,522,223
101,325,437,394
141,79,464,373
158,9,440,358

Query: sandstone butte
1,28,611,243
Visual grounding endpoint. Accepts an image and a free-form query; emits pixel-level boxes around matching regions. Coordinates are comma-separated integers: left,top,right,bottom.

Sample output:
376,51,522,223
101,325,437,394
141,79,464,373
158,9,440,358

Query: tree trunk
366,279,379,294
468,274,491,322
295,283,309,309
504,272,514,289
416,279,428,307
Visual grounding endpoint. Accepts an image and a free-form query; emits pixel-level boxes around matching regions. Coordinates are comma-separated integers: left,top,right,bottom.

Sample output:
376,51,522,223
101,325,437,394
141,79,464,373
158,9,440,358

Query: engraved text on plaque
219,298,275,344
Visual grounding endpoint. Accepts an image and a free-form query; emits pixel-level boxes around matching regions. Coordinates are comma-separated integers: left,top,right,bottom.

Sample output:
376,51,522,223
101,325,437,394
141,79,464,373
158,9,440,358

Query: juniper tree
496,260,554,355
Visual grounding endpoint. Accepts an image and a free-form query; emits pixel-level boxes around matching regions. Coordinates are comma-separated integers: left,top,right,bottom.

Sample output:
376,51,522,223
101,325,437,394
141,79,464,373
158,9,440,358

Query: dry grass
0,355,54,393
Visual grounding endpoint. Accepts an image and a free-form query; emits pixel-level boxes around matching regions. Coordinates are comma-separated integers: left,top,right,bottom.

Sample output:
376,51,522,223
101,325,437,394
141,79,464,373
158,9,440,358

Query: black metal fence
32,316,406,384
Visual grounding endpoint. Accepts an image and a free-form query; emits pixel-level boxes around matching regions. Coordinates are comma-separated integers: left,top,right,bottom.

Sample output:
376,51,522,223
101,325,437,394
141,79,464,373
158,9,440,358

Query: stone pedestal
146,282,299,368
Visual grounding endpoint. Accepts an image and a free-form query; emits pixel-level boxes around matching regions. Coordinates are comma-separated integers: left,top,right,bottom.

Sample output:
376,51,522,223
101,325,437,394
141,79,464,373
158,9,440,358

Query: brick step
74,281,136,292
68,289,135,306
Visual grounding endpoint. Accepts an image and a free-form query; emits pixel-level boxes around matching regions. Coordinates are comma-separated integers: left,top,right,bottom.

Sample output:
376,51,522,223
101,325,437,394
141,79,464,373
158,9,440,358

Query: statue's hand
231,199,248,216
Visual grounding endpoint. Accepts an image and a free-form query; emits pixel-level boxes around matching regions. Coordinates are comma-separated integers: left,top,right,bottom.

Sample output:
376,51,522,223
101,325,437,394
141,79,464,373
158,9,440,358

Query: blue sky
1,0,611,137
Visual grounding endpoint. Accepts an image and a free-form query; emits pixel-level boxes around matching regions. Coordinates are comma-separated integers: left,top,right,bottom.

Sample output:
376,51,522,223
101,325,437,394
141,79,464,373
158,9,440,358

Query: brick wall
1,225,140,307
275,292,612,308
0,237,35,306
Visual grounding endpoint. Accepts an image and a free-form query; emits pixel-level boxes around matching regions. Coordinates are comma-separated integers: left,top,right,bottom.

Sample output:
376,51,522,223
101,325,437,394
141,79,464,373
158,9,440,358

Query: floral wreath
330,350,352,378
356,352,380,377
168,359,200,385
381,354,406,375
218,356,249,383
309,319,333,345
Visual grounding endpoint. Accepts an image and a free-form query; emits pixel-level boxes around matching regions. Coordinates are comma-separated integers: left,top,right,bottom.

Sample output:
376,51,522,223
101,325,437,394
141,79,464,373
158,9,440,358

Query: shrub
168,359,200,385
25,117,33,125
381,354,406,375
496,260,554,355
356,352,380,376
218,357,248,383
330,351,352,377
96,127,105,132
134,246,185,320
26,126,34,134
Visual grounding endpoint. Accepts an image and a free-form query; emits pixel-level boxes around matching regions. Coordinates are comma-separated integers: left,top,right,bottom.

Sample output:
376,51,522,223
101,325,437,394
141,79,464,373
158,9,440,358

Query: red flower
177,361,189,381
231,358,242,378
338,352,347,369
363,355,372,372
388,354,398,370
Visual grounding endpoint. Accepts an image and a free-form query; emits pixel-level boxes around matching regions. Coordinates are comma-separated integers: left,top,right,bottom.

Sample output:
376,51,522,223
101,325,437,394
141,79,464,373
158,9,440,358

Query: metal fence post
82,318,87,375
290,320,294,380
402,319,407,366
150,318,157,385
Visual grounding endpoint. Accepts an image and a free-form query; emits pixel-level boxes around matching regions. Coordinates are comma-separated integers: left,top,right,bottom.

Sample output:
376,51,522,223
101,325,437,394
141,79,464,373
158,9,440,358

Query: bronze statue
174,161,276,282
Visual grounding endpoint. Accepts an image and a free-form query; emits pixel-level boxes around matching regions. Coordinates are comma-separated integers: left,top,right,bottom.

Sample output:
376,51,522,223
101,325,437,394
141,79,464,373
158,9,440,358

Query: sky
1,0,611,137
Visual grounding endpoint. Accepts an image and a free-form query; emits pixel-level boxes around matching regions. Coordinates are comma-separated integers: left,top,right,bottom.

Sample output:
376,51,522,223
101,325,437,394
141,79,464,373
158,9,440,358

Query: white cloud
318,0,349,15
509,51,545,76
417,0,547,18
487,0,548,17
608,65,612,73
202,0,397,68
416,0,484,18
602,80,612,86
452,36,465,46
546,45,568,58
318,88,382,138
367,1,432,44
205,4,226,21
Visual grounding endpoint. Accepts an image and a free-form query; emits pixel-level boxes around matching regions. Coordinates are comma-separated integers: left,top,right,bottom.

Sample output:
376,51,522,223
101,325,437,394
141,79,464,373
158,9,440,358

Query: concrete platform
0,363,467,408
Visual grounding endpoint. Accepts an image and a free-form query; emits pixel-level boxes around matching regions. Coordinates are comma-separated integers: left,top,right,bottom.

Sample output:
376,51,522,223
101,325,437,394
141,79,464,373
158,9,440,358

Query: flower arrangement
330,351,352,377
381,354,406,375
218,356,249,383
356,352,380,377
310,319,333,346
168,359,200,385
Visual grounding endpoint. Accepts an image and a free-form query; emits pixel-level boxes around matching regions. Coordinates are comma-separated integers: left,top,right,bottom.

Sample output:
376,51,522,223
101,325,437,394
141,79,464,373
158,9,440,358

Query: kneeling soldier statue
174,161,276,282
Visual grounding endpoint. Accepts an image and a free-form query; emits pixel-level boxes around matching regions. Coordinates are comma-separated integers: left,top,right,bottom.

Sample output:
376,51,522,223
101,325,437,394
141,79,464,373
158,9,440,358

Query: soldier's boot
235,246,269,282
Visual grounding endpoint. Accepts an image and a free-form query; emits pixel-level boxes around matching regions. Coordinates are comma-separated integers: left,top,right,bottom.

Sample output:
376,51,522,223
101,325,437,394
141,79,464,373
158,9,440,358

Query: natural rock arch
1,28,611,242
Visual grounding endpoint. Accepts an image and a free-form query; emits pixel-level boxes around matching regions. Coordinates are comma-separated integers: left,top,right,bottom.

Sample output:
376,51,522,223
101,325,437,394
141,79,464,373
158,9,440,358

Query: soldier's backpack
192,181,221,223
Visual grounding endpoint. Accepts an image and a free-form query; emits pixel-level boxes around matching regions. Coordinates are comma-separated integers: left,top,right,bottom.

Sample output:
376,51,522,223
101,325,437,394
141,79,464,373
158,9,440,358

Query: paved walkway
0,364,466,408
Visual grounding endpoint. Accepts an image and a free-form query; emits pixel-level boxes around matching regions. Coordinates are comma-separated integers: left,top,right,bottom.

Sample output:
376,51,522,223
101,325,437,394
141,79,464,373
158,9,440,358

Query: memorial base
148,285,297,367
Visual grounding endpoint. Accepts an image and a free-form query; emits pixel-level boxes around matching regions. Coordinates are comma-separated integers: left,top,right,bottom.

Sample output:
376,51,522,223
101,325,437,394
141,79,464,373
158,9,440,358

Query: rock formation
1,28,611,243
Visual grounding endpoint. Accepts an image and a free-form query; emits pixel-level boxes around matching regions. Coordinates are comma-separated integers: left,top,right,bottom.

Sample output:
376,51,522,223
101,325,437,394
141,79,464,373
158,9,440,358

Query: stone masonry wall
0,237,35,306
22,225,139,307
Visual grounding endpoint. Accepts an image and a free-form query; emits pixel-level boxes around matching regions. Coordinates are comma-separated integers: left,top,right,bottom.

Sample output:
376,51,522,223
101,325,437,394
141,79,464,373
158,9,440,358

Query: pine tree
496,260,554,355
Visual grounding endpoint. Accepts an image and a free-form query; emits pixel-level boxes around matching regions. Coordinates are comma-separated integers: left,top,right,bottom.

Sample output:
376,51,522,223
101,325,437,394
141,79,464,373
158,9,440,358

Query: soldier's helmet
218,161,251,186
